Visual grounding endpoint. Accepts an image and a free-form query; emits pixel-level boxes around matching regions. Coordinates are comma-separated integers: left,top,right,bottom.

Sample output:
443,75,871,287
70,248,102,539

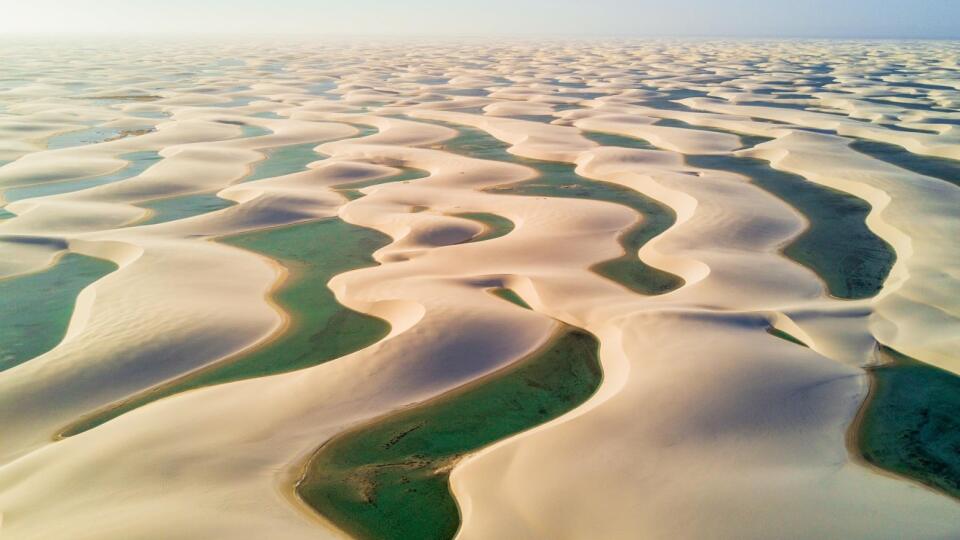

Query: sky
1,0,958,39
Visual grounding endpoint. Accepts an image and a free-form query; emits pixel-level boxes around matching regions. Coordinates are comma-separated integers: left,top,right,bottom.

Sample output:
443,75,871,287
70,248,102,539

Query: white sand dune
0,38,958,539
745,131,960,372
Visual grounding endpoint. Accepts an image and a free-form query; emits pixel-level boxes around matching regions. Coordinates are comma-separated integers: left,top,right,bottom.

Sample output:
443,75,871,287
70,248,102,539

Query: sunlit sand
0,38,958,539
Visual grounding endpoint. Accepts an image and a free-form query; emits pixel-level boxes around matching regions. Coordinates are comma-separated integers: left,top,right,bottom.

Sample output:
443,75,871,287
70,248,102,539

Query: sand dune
0,38,958,539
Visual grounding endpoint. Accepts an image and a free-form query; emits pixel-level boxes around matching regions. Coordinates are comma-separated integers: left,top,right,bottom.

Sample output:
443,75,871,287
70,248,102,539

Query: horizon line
3,31,959,41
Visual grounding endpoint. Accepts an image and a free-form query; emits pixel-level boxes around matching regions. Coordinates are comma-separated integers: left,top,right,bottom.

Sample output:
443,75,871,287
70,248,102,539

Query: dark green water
506,114,555,123
734,101,814,112
684,153,895,299
621,117,894,300
334,168,431,201
61,218,392,437
131,143,318,227
241,126,379,186
649,121,955,300
637,88,708,111
243,142,322,184
0,253,117,371
877,123,939,135
297,327,601,540
453,212,514,243
435,124,683,295
583,130,658,149
570,120,895,299
861,97,941,112
137,192,236,226
436,116,894,299
490,288,532,310
4,151,161,203
553,103,583,112
654,118,773,149
134,129,384,225
766,326,808,347
860,346,960,499
850,139,960,189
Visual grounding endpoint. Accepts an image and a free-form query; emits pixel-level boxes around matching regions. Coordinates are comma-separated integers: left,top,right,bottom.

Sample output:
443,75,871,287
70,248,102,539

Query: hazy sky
2,0,958,38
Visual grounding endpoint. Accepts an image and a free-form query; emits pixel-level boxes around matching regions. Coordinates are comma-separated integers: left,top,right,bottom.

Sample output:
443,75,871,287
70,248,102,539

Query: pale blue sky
2,0,958,38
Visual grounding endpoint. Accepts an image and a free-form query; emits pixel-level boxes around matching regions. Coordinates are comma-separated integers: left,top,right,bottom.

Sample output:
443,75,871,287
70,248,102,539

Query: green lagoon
0,253,117,371
298,327,601,540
